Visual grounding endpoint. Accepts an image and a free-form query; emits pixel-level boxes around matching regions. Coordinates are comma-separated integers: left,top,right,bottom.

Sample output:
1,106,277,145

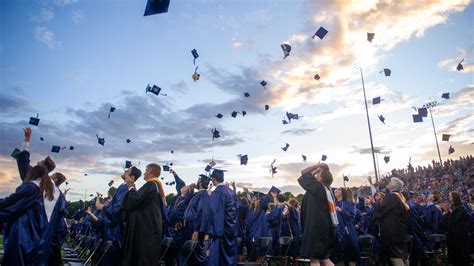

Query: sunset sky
1,0,473,201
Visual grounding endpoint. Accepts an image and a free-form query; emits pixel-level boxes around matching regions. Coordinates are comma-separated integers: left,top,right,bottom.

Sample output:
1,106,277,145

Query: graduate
244,188,271,262
287,198,302,259
181,174,211,265
207,169,238,266
422,194,443,250
49,174,68,266
402,191,428,266
0,165,65,266
268,191,284,255
333,188,360,266
122,164,164,266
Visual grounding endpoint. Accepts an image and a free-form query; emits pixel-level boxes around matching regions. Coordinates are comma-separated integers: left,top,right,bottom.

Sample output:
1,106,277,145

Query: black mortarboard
212,128,220,140
126,139,131,143
11,148,21,159
281,43,291,59
448,145,455,155
442,134,451,142
314,74,320,81
412,114,423,123
343,175,349,182
96,134,105,146
125,160,132,168
198,174,209,183
231,111,238,118
162,165,170,171
242,110,247,116
204,164,212,172
302,155,307,162
264,105,270,111
372,97,381,105
108,180,114,187
312,26,328,39
281,143,290,152
191,49,199,65
286,112,300,123
382,68,391,76
418,107,428,118
367,32,375,42
108,106,115,119
378,115,385,124
384,155,390,164
270,159,277,177
89,194,94,197
69,146,74,151
29,113,40,126
282,118,288,125
170,150,174,154
252,191,266,199
40,137,44,141
244,92,250,97
457,59,464,71
321,155,327,161
84,173,88,176
260,80,267,87
143,0,170,16
268,186,281,195
211,169,226,182
239,154,248,165
146,84,166,96
441,92,450,99
65,181,69,185
51,146,60,153
216,113,223,119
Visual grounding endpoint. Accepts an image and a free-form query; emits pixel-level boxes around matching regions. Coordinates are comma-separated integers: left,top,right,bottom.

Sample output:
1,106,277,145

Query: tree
296,194,304,202
165,193,175,206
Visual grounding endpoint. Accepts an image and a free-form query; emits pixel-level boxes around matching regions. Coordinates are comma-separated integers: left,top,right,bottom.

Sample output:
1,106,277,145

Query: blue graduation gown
286,206,301,257
335,200,360,262
182,190,210,265
423,203,442,235
16,150,32,181
208,185,238,266
268,205,282,254
245,196,270,258
407,199,427,259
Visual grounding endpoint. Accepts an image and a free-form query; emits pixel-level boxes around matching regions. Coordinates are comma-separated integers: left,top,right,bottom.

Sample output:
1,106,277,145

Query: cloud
35,27,61,48
438,46,474,72
0,94,31,115
54,0,79,6
281,128,319,136
351,145,392,155
72,10,85,24
232,42,244,49
32,7,54,22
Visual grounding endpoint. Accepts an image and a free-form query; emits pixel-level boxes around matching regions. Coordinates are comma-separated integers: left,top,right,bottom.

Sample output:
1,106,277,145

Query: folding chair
358,234,376,265
265,236,292,265
425,234,446,264
177,240,198,265
159,237,173,265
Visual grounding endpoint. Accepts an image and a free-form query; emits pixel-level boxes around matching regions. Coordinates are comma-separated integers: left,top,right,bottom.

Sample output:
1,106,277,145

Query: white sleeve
370,185,377,196
21,141,30,151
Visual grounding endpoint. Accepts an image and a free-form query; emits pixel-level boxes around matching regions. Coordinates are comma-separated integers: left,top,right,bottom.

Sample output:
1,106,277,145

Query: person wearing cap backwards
180,174,211,265
373,177,410,266
298,163,338,266
121,164,164,266
207,169,238,265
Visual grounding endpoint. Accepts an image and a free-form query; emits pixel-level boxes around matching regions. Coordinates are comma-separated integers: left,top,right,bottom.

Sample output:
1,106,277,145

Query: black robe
122,181,164,266
443,205,470,266
373,192,408,260
298,172,337,259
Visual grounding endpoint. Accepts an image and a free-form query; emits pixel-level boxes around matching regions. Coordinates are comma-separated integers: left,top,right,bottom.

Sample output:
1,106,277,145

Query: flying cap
239,154,248,165
212,128,220,140
260,80,267,88
418,107,428,118
216,113,223,119
413,114,423,123
281,143,290,151
265,105,269,111
146,84,167,96
448,145,455,155
457,59,464,71
382,68,391,76
367,32,375,42
191,49,199,65
321,155,327,161
244,92,250,97
108,107,115,119
442,134,451,142
96,134,105,146
125,160,132,168
372,97,381,105
29,113,40,126
268,186,281,195
312,26,328,39
314,74,321,81
281,43,291,59
302,154,307,163
51,146,60,153
441,93,450,99
126,139,131,143
384,156,390,164
378,115,385,124
143,0,170,16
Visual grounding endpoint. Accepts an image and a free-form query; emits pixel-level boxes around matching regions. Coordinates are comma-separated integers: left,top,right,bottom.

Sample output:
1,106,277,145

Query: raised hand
23,127,32,142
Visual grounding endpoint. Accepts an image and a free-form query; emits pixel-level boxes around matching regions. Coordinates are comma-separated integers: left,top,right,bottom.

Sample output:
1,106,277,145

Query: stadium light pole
423,101,442,165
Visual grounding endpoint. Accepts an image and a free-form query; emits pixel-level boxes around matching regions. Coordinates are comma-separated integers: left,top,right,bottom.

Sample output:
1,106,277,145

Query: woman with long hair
1,165,66,266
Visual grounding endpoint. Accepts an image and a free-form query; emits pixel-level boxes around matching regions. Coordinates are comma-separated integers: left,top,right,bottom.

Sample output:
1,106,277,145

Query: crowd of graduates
1,128,473,266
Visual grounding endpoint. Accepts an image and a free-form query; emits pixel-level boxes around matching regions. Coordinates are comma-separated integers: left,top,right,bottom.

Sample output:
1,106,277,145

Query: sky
1,0,473,201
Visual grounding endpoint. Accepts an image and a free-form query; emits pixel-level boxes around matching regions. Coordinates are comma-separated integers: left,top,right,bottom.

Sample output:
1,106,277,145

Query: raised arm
170,169,186,194
16,128,33,181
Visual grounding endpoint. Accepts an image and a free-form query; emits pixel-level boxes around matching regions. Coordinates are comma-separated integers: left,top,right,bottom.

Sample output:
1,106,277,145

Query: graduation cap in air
367,32,375,42
239,154,248,165
192,66,200,82
211,169,226,182
204,159,217,172
265,105,270,111
302,155,307,163
231,111,238,118
191,49,199,65
51,146,60,153
442,134,451,142
146,84,167,96
170,150,174,154
312,26,328,39
314,74,320,81
457,59,464,71
96,134,105,146
270,159,277,177
29,113,40,126
108,180,114,187
244,92,250,97
11,148,21,159
372,97,381,105
108,107,116,119
216,113,223,119
242,110,247,116
418,107,428,118
84,173,88,176
282,118,289,125
212,128,220,140
65,181,69,185
286,112,300,123
40,137,44,141
448,145,455,155
126,139,131,143
260,80,267,88
378,115,385,124
380,68,391,76
281,43,291,59
384,155,390,164
143,0,170,16
413,114,423,123
343,175,349,182
69,146,74,151
125,160,132,168
162,164,170,171
268,186,281,195
321,155,327,161
441,92,449,99
281,143,290,152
